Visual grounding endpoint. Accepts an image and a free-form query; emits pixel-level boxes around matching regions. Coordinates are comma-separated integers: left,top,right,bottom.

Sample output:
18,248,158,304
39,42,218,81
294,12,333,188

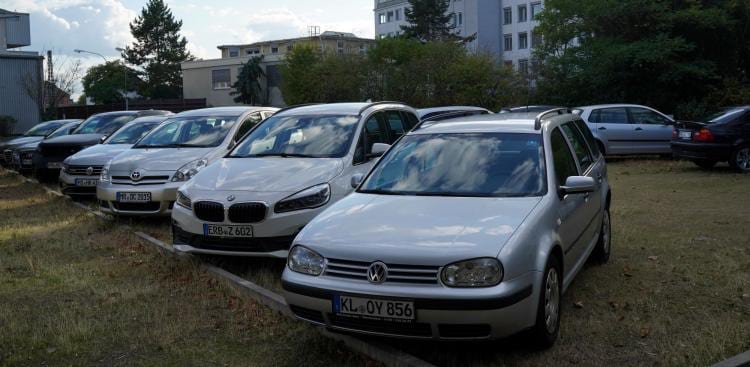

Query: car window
385,111,408,141
24,122,62,137
74,115,135,135
573,120,601,158
235,112,262,142
703,108,747,124
597,108,629,124
630,108,671,125
403,111,419,129
46,124,78,139
551,128,579,186
136,115,238,148
560,123,594,172
354,113,389,164
105,122,160,144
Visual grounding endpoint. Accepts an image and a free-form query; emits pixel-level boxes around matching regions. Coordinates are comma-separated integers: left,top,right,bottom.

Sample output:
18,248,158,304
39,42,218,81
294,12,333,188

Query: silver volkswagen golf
282,109,612,347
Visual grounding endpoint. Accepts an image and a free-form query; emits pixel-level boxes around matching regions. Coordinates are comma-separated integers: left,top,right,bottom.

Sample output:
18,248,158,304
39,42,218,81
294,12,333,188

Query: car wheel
729,146,750,173
692,159,717,169
592,207,611,263
530,254,562,349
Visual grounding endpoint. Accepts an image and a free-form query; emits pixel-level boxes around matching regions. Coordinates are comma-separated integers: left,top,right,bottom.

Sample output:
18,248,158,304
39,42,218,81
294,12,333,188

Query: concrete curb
710,351,750,367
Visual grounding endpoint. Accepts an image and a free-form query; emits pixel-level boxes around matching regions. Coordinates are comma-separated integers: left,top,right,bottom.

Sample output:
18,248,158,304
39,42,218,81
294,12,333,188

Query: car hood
64,144,133,166
40,134,104,147
1,136,43,150
109,147,215,172
17,141,41,151
185,157,344,193
298,193,542,265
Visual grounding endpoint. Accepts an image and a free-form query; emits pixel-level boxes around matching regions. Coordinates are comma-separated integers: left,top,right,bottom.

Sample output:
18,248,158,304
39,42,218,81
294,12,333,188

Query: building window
287,45,293,52
337,40,345,54
271,47,279,54
387,11,394,22
379,13,386,24
504,60,513,68
518,4,528,22
532,32,542,48
531,2,543,19
228,47,239,57
246,48,260,55
359,44,367,55
503,7,512,25
519,32,528,49
395,9,401,21
212,69,230,89
458,12,463,26
504,34,512,51
518,59,529,75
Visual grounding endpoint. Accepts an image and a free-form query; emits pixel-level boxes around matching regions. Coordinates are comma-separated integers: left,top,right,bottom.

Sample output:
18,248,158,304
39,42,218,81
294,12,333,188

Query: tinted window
630,108,671,125
46,124,78,139
74,115,135,135
560,123,594,171
573,120,601,157
136,116,238,148
386,111,408,140
235,112,262,142
403,112,419,129
105,122,160,144
230,114,359,158
597,108,629,124
360,133,545,197
24,122,63,137
704,108,748,124
551,128,579,186
354,114,389,164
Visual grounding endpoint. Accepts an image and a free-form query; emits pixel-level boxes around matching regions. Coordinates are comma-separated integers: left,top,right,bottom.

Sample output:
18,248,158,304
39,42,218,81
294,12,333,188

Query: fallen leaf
647,256,658,261
618,315,625,322
574,301,584,309
46,347,56,354
640,325,651,338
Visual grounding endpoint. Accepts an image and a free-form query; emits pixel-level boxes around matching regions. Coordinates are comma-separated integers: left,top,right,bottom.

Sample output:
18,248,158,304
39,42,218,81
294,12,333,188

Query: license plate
203,224,254,237
333,295,415,321
22,159,32,165
75,178,98,187
47,162,62,169
116,192,152,203
679,130,692,139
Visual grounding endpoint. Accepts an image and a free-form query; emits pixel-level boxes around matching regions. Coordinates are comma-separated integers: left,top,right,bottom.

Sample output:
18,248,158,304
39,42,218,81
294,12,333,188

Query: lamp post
115,47,128,110
73,48,107,63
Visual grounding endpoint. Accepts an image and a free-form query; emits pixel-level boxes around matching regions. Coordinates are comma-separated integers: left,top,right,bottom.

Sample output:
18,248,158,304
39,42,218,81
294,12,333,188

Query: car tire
729,145,750,173
692,159,717,169
530,254,562,349
591,207,611,263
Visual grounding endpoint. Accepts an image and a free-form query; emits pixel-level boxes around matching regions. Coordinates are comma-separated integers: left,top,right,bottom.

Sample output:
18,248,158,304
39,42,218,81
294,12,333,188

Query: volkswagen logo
85,166,94,176
367,262,388,284
130,170,142,181
227,195,236,202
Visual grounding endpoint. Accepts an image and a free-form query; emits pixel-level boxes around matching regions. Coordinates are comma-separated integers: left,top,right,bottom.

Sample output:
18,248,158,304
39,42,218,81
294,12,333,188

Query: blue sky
0,0,374,95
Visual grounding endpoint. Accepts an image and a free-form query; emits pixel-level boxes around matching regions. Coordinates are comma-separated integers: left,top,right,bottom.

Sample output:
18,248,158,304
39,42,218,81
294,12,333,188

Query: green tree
280,46,322,105
400,0,474,42
123,0,193,99
230,56,265,105
81,61,142,104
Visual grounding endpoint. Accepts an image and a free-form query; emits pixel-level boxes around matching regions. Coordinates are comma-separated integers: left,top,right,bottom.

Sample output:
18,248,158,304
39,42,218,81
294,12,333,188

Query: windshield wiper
248,153,317,158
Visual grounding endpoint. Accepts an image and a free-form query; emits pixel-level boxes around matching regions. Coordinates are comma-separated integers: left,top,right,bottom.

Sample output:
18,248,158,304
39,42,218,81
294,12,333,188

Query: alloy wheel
736,148,750,171
544,267,560,334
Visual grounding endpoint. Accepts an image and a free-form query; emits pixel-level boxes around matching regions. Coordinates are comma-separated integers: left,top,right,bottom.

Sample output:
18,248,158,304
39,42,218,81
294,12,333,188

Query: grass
0,170,375,367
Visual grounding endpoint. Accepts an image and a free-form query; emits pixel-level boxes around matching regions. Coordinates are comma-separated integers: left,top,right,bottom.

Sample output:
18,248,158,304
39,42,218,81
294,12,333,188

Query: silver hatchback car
282,109,612,347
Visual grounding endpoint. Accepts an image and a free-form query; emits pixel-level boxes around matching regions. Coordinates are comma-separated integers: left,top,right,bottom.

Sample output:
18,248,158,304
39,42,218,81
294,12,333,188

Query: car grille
324,258,440,285
111,176,171,185
193,201,225,222
66,165,103,176
328,314,432,337
112,202,161,212
172,225,294,253
2,150,11,164
228,202,266,223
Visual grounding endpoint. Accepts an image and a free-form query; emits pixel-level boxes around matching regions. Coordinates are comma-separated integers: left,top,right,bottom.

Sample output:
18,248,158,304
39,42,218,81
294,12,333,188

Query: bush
0,115,16,136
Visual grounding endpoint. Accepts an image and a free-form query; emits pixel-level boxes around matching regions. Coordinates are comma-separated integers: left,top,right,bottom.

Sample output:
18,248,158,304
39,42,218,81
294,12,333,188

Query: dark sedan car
13,121,82,172
0,119,78,166
34,110,170,180
672,106,750,172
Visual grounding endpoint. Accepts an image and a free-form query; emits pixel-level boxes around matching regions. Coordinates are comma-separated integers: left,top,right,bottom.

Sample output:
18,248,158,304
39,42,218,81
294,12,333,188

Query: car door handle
598,127,607,130
634,127,643,131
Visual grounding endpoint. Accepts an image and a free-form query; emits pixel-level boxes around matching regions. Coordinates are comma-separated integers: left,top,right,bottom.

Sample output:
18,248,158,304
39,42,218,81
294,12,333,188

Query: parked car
59,115,170,196
171,102,420,258
34,111,170,180
573,104,674,155
418,106,491,120
0,119,79,166
282,109,611,346
499,105,565,114
12,121,83,172
671,106,750,172
97,106,278,216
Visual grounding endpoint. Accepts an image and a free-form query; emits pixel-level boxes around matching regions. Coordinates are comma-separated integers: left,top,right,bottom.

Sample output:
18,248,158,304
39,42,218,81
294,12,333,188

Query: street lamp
73,49,107,63
115,47,128,111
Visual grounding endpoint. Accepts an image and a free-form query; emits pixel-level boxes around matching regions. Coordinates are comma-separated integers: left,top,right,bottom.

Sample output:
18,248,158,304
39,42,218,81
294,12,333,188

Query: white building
374,0,543,71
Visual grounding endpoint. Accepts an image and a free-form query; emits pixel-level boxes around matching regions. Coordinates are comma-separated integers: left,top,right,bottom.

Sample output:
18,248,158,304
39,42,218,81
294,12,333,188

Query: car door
591,107,633,154
350,112,390,179
628,107,674,154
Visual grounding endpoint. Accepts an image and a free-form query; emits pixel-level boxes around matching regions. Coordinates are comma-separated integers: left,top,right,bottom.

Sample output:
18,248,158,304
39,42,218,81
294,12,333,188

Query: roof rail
358,101,405,115
273,103,322,115
534,108,571,130
412,110,490,131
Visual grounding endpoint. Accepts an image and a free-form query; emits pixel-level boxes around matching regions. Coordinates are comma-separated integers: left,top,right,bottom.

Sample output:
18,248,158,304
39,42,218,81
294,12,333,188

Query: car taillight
693,128,714,142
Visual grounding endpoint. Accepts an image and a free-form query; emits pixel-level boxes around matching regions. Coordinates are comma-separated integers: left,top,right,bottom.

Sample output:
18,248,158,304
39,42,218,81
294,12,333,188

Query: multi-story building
182,31,376,107
374,0,543,70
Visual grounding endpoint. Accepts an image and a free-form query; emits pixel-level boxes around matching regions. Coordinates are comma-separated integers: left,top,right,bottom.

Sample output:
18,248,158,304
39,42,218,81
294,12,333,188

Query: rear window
704,108,748,124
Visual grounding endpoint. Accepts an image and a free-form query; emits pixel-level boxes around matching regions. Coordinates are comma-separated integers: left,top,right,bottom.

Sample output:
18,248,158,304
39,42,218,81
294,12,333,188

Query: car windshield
135,115,238,148
73,115,135,135
230,114,359,158
105,122,160,145
46,124,78,139
24,122,62,137
359,133,546,197
704,108,747,124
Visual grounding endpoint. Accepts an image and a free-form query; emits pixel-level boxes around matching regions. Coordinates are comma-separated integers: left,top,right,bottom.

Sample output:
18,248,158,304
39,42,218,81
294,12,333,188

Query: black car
0,119,77,166
14,121,83,172
34,110,170,179
671,106,750,172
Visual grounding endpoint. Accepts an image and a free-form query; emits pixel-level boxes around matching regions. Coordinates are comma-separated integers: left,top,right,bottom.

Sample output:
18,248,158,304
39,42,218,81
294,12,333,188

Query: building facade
0,9,43,134
182,31,376,107
374,0,543,70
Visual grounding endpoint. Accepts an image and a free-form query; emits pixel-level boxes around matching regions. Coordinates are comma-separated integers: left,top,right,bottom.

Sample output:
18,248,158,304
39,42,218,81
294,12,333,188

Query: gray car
282,109,611,346
573,104,674,155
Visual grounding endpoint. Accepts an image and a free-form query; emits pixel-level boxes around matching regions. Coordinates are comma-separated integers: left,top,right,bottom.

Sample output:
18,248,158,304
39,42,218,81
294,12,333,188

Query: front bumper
282,269,539,340
33,155,66,177
671,141,732,161
59,171,98,195
97,181,181,216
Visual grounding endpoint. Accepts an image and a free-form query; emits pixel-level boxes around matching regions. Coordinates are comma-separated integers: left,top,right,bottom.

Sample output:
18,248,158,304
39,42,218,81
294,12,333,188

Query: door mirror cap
367,143,391,159
351,173,364,189
560,176,596,196
99,135,108,143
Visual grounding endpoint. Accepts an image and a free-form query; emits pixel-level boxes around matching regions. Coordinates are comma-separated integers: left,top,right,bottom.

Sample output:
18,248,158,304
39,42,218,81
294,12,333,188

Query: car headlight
171,158,208,182
274,183,331,213
287,245,325,276
176,190,192,210
100,166,110,182
441,258,503,288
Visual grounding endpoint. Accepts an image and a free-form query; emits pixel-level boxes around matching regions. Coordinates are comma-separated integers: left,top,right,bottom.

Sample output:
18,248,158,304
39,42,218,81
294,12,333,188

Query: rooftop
174,106,276,117
275,102,411,116
218,31,373,49
412,112,576,135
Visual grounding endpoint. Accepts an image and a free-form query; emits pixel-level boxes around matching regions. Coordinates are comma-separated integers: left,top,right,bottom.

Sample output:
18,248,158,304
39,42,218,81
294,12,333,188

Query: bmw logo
227,195,236,202
130,170,142,181
367,262,388,284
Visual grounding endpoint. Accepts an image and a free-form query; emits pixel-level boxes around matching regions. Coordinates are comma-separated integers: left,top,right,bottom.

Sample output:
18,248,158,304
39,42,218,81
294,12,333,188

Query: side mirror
351,173,364,189
559,176,596,196
99,135,108,143
367,143,391,159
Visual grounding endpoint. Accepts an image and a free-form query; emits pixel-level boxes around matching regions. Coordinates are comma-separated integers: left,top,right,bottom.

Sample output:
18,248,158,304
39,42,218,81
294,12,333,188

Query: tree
400,0,472,42
230,56,265,105
21,53,82,120
280,46,322,105
122,0,193,99
81,61,142,104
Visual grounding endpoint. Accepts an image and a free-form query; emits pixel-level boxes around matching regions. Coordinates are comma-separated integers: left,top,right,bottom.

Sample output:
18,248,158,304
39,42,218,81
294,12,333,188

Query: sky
0,0,375,97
